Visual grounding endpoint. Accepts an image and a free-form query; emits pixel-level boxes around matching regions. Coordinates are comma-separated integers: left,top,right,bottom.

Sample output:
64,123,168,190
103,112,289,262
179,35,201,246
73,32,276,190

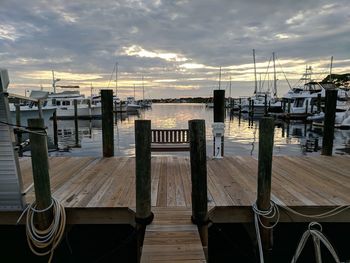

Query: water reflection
45,103,350,157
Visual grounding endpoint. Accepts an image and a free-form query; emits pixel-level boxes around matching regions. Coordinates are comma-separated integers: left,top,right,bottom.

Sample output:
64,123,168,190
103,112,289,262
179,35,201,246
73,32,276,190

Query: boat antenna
142,75,145,101
218,66,222,90
90,82,93,97
253,49,257,94
229,76,231,98
115,62,118,98
273,52,277,97
329,56,333,82
52,70,60,93
134,84,136,99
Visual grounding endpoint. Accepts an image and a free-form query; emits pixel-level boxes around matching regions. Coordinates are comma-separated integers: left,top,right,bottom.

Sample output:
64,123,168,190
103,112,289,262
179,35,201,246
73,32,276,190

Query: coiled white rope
252,200,350,263
19,197,66,262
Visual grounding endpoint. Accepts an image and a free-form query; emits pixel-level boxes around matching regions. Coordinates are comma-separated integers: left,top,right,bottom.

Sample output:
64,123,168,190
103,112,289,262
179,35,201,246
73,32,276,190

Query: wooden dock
5,155,350,222
1,155,350,261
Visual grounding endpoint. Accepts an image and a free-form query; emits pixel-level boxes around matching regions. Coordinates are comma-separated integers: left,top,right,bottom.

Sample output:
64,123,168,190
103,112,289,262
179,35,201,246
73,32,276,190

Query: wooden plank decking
141,208,206,263
9,155,350,224
1,155,349,262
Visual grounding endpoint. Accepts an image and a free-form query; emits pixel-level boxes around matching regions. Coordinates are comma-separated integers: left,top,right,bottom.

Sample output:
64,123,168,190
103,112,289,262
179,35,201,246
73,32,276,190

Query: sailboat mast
229,76,231,98
134,84,136,99
253,49,257,94
142,76,145,101
52,70,56,93
218,66,222,90
273,52,277,97
329,56,333,82
115,62,118,98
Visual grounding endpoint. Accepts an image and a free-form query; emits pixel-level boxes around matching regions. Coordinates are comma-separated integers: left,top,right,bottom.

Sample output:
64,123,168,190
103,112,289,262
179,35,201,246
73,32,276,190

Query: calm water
45,103,350,157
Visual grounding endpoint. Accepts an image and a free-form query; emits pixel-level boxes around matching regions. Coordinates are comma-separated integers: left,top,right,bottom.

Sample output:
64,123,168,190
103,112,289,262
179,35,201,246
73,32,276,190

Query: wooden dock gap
141,207,206,263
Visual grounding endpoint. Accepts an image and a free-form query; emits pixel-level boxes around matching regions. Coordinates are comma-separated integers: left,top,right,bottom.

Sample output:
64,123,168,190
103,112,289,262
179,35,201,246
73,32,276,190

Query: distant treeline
151,97,213,103
322,73,350,87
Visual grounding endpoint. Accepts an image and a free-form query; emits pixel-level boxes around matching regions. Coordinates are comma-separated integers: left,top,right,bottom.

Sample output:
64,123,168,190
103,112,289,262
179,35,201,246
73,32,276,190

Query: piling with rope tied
256,117,275,262
189,119,209,260
27,118,53,229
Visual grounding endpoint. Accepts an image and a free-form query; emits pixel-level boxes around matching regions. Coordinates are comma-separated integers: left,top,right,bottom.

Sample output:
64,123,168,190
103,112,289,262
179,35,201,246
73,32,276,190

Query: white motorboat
90,95,126,117
46,91,92,119
126,96,141,112
9,90,56,126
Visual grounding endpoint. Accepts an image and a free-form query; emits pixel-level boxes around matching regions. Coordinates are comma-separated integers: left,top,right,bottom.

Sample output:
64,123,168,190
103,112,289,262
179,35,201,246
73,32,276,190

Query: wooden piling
135,120,153,262
74,99,79,147
213,90,225,156
135,120,152,221
27,118,52,229
53,111,58,148
101,90,114,157
189,119,208,259
214,90,225,122
15,102,22,156
322,88,337,156
257,117,275,261
264,94,268,116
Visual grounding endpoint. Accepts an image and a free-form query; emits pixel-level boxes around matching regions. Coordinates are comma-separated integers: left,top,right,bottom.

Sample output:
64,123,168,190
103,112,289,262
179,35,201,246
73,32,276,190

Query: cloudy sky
1,0,350,99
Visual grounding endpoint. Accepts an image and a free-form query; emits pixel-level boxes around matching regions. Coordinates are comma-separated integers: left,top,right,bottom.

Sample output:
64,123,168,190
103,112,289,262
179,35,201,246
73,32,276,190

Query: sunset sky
1,0,350,99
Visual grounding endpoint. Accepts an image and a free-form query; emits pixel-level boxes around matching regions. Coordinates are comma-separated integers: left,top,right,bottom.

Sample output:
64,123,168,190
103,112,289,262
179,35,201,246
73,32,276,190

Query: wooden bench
151,129,190,152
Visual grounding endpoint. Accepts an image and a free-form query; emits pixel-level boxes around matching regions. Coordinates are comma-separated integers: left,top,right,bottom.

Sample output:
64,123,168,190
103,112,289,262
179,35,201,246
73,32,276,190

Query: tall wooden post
135,120,152,221
52,111,58,149
264,94,268,116
101,90,114,157
213,90,225,157
73,99,79,147
214,90,225,122
189,119,208,259
135,120,153,262
322,89,337,156
257,117,275,261
15,101,23,157
28,118,52,229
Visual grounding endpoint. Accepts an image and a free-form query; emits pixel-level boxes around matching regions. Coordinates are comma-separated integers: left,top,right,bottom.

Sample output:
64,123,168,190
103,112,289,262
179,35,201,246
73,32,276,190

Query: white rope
252,201,280,263
252,199,349,263
24,197,66,263
291,222,340,263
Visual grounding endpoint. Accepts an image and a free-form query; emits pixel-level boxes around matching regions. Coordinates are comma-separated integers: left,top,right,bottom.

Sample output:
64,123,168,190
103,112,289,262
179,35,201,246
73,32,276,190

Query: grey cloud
1,0,349,98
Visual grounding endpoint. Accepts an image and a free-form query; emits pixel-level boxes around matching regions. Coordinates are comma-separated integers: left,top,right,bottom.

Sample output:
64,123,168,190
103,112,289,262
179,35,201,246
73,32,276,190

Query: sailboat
241,51,282,115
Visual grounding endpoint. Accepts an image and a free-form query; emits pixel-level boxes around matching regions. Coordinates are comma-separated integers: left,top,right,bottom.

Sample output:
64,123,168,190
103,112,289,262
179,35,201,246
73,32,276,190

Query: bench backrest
151,129,189,144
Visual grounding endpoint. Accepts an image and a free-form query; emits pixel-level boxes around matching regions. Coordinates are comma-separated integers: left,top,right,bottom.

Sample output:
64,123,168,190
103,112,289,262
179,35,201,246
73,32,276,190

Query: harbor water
40,103,350,157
